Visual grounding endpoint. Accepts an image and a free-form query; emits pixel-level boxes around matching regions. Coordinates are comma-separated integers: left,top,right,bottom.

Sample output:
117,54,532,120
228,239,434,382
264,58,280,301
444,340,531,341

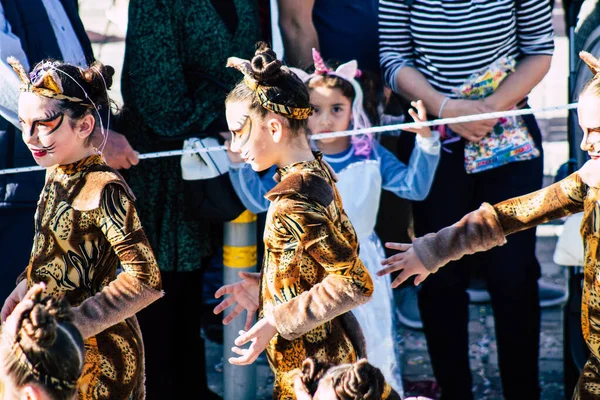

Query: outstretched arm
379,172,587,287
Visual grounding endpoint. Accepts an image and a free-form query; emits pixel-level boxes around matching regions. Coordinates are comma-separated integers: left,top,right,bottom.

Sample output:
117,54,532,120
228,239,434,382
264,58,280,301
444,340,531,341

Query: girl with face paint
2,58,162,400
376,51,600,399
214,43,374,399
225,50,441,393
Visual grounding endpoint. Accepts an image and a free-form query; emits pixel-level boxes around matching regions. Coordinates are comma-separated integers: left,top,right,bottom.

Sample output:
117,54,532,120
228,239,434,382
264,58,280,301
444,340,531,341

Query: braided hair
1,286,84,400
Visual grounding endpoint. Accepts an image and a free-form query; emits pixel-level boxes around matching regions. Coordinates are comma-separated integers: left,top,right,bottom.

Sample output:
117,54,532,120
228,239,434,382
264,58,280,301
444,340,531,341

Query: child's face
18,93,92,168
308,86,352,145
579,93,600,159
226,101,278,171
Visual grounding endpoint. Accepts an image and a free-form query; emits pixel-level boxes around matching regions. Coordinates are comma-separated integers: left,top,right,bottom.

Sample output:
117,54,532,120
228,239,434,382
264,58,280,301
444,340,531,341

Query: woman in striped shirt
379,1,554,399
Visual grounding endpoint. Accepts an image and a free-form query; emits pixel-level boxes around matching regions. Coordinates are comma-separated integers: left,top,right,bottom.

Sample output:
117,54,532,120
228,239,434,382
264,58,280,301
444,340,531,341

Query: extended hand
214,271,260,330
378,243,431,288
443,99,498,143
99,129,139,170
229,315,278,365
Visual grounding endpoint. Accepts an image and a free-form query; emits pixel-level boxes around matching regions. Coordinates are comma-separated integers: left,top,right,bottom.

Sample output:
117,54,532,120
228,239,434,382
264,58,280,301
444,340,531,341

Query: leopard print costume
410,171,600,399
259,154,374,399
19,154,162,400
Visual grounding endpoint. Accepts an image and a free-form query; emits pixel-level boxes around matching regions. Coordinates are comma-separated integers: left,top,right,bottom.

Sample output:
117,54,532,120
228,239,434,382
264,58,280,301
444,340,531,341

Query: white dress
334,159,404,394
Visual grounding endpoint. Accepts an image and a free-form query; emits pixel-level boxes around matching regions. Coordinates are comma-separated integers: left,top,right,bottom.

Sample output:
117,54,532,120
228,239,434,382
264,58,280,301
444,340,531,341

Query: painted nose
23,127,38,145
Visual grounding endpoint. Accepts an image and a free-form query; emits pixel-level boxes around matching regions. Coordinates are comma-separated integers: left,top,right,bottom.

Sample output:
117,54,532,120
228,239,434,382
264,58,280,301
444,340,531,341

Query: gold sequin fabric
259,156,373,399
24,154,161,400
493,172,600,399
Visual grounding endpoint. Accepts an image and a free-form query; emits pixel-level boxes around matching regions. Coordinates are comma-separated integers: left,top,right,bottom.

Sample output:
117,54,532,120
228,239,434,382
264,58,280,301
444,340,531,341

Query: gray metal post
223,210,257,400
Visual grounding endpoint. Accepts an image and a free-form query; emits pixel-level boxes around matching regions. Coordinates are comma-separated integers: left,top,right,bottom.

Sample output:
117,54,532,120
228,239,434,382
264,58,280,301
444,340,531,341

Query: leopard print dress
21,154,162,400
484,172,600,399
259,155,374,399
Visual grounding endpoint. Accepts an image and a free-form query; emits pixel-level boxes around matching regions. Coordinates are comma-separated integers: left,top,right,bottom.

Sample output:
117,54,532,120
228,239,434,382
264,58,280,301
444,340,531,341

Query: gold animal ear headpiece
226,56,314,120
581,51,600,76
8,57,87,103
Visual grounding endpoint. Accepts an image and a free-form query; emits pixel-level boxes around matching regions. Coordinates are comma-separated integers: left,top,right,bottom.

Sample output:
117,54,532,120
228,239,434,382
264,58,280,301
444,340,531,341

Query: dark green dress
120,0,261,272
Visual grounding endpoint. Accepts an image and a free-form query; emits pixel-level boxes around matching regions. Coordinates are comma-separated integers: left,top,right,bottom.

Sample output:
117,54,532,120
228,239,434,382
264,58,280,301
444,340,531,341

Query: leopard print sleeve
71,184,163,339
494,172,586,236
270,198,374,341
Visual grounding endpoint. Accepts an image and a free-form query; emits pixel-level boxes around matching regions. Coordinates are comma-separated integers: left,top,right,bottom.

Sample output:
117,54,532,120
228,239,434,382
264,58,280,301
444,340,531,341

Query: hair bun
82,61,115,96
338,359,385,399
18,294,72,352
251,42,283,82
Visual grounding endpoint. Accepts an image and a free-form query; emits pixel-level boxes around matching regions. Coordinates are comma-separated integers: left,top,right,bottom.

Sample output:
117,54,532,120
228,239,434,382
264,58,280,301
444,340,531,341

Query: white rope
0,103,578,176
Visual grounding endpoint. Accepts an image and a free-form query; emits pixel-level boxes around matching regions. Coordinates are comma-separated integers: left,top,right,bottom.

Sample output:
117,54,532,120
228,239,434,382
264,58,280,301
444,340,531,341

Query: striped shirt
379,0,555,96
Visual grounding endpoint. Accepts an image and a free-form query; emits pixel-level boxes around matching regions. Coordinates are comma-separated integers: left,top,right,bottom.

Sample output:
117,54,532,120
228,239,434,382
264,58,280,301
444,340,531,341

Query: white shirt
40,0,86,67
0,1,87,128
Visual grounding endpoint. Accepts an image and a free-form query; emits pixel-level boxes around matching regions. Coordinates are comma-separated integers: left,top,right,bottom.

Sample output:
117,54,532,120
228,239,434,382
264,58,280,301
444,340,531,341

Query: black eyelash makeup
29,112,64,138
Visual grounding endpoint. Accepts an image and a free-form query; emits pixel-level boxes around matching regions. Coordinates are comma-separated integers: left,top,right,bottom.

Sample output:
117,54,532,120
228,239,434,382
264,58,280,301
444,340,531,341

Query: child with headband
1,58,162,400
224,48,441,392
0,283,84,400
377,51,600,399
213,42,375,399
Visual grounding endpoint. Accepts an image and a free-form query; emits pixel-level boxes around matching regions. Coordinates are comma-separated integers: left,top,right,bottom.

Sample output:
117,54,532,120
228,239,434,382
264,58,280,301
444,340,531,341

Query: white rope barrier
0,102,578,176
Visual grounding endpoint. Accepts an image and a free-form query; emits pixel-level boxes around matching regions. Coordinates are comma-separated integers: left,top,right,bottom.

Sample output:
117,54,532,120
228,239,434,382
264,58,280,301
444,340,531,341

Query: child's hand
377,243,431,288
229,314,278,366
214,271,260,330
404,100,432,138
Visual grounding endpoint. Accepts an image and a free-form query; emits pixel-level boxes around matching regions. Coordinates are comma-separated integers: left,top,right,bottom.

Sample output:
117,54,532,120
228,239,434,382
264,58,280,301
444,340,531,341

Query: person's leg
135,271,175,399
137,268,217,399
475,114,543,399
0,207,36,303
412,140,476,400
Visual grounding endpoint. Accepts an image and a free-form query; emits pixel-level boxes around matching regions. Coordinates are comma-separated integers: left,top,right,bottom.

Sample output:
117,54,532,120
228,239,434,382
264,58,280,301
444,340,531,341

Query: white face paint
580,93,600,160
18,93,93,168
226,101,278,171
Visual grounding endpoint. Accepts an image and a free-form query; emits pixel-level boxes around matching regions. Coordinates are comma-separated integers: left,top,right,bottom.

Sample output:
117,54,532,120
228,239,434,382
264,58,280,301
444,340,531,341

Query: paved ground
78,1,577,398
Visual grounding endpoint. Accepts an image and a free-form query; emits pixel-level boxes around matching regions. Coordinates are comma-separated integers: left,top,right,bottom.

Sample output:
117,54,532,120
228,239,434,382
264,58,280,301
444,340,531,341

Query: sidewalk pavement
78,1,572,398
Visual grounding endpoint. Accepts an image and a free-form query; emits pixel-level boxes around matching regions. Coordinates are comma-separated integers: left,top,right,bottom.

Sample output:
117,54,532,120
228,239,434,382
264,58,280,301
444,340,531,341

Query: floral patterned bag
454,56,540,174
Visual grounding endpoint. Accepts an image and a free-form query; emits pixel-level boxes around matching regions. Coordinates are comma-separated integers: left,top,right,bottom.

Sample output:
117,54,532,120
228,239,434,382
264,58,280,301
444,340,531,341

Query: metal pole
222,210,258,400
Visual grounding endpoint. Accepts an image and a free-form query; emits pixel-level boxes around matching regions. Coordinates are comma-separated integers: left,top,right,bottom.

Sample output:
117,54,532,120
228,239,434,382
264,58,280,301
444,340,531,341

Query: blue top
229,133,441,214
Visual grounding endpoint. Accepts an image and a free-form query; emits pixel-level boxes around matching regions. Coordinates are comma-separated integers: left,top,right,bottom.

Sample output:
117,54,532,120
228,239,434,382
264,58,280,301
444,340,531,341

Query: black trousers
0,207,35,303
136,268,212,399
401,115,543,400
